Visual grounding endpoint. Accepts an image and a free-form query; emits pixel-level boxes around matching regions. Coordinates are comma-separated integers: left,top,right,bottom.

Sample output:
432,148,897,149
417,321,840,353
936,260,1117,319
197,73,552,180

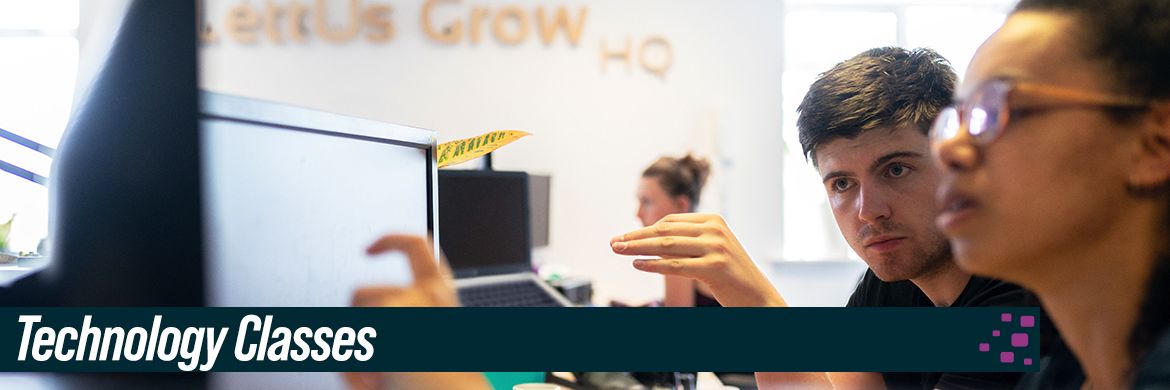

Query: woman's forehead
965,11,1104,94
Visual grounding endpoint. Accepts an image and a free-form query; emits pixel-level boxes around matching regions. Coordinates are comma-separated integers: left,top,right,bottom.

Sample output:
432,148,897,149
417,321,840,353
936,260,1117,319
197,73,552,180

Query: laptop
438,170,571,307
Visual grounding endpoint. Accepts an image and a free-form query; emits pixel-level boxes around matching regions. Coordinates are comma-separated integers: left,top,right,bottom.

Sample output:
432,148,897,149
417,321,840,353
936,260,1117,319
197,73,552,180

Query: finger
660,213,721,223
631,257,708,278
610,220,707,244
611,235,714,258
342,372,383,390
351,286,410,307
366,234,442,283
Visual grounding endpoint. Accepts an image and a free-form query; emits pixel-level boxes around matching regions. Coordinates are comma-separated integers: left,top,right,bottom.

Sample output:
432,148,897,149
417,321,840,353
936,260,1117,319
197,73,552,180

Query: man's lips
864,235,905,252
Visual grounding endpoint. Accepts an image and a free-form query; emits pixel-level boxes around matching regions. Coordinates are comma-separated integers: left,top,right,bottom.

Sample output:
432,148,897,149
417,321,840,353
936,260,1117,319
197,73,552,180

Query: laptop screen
438,170,532,278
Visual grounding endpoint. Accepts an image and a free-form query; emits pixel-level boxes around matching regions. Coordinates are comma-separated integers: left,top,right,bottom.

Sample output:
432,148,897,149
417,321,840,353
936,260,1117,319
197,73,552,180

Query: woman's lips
937,190,978,232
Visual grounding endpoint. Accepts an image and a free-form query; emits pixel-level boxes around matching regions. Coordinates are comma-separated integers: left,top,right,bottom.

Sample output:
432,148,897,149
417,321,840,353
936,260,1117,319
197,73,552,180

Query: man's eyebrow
870,151,927,172
820,151,927,184
821,170,849,184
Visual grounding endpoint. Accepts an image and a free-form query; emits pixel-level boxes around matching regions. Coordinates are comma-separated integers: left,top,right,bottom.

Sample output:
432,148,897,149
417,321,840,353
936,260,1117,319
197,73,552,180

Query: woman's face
934,12,1144,283
637,176,688,227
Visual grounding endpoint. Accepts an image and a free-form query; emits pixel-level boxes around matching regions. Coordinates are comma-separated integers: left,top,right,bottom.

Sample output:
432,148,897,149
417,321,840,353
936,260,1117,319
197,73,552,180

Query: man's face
815,125,951,282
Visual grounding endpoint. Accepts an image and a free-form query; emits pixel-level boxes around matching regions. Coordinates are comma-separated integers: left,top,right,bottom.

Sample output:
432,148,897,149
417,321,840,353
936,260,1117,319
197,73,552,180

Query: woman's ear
1130,103,1170,190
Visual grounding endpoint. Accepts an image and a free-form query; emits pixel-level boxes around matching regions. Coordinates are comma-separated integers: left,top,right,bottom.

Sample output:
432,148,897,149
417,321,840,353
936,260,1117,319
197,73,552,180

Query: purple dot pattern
978,313,1036,366
1012,333,1028,347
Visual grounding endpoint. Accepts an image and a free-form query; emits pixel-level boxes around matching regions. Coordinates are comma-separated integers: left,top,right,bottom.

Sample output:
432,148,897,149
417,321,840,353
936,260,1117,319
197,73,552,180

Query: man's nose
857,184,892,225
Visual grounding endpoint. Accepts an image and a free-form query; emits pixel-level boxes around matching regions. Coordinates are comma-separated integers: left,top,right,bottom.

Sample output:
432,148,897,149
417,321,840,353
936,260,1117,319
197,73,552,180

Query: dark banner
1,307,1041,372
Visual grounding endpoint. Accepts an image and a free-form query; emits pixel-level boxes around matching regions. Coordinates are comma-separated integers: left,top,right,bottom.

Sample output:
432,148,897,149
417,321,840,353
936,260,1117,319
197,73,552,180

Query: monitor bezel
198,91,441,294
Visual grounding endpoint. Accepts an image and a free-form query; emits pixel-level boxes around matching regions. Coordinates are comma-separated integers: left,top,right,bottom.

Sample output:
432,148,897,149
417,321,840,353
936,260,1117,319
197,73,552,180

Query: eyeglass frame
929,77,1153,147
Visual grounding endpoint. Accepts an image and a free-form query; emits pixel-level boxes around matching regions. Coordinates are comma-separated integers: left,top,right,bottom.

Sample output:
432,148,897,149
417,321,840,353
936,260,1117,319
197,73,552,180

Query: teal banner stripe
1,307,1041,372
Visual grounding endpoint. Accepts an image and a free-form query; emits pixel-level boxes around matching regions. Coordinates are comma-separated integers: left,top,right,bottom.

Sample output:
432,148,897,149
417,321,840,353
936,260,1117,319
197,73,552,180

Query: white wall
199,0,786,304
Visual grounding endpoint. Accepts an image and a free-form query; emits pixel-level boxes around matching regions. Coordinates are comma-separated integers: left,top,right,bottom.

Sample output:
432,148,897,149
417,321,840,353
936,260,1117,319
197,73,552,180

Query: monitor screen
201,92,438,307
438,170,531,277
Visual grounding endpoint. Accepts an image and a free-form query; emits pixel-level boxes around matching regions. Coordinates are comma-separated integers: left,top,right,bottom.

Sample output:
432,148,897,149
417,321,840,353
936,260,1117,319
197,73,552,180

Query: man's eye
832,178,850,191
888,164,910,178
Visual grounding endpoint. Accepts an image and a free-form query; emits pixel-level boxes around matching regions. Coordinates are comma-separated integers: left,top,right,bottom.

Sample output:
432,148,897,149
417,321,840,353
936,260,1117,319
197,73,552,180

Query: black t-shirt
846,269,1048,390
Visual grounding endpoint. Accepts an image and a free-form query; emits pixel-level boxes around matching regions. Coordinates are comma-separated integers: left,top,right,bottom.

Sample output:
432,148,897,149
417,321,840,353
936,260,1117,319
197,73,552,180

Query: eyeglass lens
931,79,1010,145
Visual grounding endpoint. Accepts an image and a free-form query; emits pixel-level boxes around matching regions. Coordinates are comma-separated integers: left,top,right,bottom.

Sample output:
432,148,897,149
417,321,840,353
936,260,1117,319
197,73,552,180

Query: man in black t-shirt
611,47,1045,390
781,47,1039,390
783,47,1055,390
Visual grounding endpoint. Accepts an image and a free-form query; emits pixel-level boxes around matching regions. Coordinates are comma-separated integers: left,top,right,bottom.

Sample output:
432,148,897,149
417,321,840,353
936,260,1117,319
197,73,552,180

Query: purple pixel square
1021,316,1035,327
980,343,990,352
1002,313,1012,322
993,330,1001,336
1025,358,1033,365
1001,352,1014,363
1012,333,1029,347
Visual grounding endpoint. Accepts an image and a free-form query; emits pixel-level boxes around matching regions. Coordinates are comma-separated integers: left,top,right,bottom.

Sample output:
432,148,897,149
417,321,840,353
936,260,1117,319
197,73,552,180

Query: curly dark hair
796,47,957,166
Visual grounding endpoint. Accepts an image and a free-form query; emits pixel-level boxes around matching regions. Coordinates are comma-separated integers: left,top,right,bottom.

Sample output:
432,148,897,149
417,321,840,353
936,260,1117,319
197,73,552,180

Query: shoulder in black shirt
845,268,1049,390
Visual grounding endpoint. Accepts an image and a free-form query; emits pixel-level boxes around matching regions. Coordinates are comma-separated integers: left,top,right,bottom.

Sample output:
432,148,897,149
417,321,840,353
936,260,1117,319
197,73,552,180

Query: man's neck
910,261,971,307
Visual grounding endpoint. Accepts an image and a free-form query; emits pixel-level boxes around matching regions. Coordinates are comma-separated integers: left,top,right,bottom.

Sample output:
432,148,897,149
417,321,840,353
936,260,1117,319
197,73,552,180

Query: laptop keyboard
458,280,564,307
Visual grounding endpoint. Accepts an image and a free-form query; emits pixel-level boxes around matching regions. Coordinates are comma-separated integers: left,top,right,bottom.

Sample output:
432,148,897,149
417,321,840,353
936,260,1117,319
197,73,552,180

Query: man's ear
1130,103,1170,190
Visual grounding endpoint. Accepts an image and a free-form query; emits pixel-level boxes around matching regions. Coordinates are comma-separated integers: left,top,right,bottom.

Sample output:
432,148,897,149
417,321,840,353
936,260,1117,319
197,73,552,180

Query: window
0,0,79,254
781,0,1012,261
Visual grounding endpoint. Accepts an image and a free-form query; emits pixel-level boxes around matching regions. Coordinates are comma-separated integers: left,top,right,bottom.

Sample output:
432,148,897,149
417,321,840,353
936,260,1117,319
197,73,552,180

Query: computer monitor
201,92,439,307
5,0,439,307
1,2,439,388
438,170,531,277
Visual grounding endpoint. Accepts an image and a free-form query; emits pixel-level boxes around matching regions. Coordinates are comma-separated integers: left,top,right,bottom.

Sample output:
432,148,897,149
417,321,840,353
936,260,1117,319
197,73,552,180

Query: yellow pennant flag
437,130,531,168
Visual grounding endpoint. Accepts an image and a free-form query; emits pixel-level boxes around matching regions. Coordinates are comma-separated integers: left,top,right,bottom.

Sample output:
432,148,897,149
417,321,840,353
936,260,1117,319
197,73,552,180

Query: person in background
637,154,719,307
931,0,1170,387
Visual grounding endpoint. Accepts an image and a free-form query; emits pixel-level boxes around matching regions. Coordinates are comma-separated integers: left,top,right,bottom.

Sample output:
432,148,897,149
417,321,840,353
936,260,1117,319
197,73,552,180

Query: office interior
1,0,1017,307
0,1,1015,387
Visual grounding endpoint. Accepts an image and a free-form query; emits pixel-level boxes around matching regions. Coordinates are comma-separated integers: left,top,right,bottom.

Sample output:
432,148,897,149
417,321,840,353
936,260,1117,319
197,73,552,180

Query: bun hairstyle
642,153,711,212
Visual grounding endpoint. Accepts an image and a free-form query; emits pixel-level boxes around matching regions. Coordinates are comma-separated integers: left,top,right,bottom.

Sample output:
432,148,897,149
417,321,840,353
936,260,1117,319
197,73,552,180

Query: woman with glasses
931,0,1170,388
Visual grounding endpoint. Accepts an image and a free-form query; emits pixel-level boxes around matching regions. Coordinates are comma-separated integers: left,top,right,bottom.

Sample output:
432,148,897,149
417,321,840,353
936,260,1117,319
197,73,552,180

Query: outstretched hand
346,235,491,390
351,234,459,308
610,214,787,307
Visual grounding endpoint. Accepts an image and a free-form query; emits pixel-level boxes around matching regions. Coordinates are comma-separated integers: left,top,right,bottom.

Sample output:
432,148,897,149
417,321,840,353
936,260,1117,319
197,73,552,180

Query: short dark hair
797,47,957,166
642,153,710,212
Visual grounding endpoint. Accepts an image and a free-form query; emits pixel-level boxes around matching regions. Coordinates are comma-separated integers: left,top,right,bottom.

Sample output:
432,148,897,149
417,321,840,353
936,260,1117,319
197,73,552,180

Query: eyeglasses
929,77,1152,147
